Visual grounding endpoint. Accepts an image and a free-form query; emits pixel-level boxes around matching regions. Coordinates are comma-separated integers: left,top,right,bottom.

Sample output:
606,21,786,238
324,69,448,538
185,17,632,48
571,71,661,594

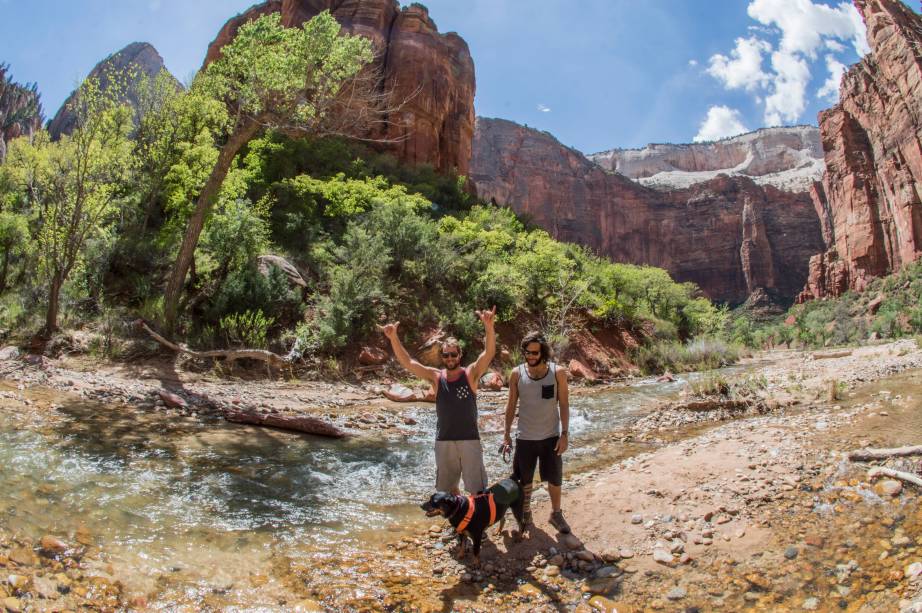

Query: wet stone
784,546,799,560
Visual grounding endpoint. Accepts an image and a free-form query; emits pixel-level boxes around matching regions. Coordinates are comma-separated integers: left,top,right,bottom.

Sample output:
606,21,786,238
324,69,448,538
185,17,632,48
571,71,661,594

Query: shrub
219,309,274,349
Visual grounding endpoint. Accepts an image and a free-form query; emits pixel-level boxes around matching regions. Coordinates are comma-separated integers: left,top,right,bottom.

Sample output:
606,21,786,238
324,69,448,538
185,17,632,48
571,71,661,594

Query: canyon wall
799,0,922,300
472,118,824,305
589,126,824,193
205,0,475,176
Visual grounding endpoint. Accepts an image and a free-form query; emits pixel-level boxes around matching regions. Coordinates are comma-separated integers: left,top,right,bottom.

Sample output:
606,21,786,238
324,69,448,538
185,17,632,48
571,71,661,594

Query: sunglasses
524,350,542,356
441,352,459,358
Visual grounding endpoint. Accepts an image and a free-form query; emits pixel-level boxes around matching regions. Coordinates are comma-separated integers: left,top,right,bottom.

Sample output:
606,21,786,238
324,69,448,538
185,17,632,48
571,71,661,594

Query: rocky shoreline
1,340,922,610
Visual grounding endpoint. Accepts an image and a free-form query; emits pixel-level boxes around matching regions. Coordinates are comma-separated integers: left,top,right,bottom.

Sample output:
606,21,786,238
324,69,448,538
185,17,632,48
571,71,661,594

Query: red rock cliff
799,0,922,301
205,0,475,176
473,118,824,305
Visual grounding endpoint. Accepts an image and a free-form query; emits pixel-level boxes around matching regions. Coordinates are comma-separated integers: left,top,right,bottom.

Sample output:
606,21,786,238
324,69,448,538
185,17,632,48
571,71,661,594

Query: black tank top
435,369,479,441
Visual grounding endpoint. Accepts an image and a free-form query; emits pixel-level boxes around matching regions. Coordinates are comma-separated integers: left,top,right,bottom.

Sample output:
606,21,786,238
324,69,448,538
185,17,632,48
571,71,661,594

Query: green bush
632,337,740,375
219,309,274,349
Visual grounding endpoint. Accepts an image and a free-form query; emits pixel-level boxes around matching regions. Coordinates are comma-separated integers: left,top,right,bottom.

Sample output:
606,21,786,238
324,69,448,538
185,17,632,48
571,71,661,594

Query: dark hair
441,337,462,354
520,331,551,363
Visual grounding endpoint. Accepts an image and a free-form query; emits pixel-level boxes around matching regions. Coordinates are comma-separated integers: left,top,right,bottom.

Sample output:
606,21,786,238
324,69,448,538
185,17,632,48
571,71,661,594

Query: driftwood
678,399,751,412
811,350,853,360
848,445,922,462
223,408,347,438
137,320,289,369
867,466,922,488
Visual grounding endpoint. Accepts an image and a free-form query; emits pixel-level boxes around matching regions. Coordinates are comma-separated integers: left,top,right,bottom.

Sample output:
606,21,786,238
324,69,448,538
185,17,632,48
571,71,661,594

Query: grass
632,337,742,375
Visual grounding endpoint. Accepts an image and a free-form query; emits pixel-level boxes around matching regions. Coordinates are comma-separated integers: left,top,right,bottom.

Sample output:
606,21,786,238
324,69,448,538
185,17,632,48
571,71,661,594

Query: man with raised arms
379,307,496,494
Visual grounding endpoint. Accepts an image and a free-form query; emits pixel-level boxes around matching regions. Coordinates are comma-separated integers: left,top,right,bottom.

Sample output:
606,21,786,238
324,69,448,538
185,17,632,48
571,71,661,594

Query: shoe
549,510,571,534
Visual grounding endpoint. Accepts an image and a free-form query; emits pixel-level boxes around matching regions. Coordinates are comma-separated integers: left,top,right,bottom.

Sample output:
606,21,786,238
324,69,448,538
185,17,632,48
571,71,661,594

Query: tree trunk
0,247,9,294
45,272,63,335
163,119,260,332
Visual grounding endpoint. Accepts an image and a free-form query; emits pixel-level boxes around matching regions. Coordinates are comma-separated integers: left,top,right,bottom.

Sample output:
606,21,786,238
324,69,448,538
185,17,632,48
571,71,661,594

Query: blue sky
0,0,882,153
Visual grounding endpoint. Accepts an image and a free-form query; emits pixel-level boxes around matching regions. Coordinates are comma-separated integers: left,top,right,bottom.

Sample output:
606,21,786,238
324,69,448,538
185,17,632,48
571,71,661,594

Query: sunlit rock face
799,0,922,301
589,126,825,194
472,117,824,305
205,0,476,176
48,42,177,140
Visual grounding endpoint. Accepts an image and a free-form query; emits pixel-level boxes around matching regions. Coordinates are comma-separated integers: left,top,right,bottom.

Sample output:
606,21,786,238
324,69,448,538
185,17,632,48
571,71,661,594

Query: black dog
421,478,526,563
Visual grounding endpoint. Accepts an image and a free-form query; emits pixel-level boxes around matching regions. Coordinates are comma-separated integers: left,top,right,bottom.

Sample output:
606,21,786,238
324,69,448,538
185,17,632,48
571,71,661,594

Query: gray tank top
516,362,560,440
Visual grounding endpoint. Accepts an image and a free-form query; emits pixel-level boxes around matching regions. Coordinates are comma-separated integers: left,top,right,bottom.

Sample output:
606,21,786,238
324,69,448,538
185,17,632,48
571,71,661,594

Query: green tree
163,11,374,331
0,211,29,292
8,78,133,334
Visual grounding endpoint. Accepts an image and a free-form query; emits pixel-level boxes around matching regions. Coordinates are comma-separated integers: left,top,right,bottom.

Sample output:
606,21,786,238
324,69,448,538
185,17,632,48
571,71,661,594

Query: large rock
589,126,824,193
472,118,824,304
48,42,179,140
205,0,475,176
799,0,922,301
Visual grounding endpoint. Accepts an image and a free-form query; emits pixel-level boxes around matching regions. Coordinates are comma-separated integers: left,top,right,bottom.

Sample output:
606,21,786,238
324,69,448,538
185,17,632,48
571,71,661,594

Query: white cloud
706,0,869,127
817,55,846,100
764,50,810,125
747,0,865,58
688,59,698,67
707,36,771,91
694,105,749,142
537,103,551,113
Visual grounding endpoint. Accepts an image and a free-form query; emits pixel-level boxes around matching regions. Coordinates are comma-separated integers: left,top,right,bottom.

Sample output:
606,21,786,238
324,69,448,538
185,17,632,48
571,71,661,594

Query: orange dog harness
455,494,497,534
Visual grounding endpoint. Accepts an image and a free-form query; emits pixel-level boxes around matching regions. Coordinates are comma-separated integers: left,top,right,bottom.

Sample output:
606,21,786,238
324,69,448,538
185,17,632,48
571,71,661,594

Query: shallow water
0,372,712,602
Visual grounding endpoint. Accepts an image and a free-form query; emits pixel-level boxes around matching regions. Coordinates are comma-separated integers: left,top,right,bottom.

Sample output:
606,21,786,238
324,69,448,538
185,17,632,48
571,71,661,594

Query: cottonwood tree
9,78,133,334
162,11,377,331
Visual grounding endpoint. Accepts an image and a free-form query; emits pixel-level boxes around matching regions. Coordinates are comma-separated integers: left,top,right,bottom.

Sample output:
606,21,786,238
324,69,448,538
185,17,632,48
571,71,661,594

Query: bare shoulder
555,363,569,381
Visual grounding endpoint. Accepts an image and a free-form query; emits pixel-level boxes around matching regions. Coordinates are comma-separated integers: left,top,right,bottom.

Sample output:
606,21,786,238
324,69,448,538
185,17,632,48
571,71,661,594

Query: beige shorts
434,439,488,494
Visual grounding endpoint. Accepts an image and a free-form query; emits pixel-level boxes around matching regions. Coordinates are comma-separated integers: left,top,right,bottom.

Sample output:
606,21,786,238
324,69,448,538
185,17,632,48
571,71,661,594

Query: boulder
158,390,188,410
568,359,599,382
0,346,20,360
358,346,388,366
257,255,307,287
480,371,504,391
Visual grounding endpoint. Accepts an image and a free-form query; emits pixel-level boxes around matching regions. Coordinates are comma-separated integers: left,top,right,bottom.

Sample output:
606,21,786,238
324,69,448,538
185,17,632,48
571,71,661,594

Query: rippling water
0,374,697,598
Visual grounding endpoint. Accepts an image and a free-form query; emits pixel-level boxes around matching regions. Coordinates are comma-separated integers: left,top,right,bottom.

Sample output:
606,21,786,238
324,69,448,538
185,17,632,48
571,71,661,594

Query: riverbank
1,340,921,610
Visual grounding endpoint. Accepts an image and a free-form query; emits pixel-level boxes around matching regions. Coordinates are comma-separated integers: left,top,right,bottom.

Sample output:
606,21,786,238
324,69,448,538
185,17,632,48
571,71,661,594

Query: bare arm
469,306,497,382
378,322,440,385
503,369,520,446
555,366,570,455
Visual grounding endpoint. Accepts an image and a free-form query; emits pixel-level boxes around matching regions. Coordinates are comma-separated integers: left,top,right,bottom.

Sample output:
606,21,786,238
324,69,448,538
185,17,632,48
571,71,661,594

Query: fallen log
867,466,922,488
811,350,853,360
223,408,348,438
136,320,290,369
676,399,751,412
848,445,922,462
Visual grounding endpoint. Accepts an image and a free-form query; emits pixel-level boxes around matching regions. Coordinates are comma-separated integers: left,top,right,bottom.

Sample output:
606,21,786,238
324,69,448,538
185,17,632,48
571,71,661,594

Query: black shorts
512,436,563,487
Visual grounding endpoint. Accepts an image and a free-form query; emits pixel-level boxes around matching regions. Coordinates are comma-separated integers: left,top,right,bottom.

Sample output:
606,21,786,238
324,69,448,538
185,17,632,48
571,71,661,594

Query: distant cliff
48,42,176,140
800,0,922,301
589,126,824,193
205,0,475,176
472,117,824,305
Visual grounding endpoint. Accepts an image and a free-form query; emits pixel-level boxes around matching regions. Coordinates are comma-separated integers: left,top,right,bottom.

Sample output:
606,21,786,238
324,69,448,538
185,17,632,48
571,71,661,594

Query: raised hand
476,305,497,327
377,321,400,340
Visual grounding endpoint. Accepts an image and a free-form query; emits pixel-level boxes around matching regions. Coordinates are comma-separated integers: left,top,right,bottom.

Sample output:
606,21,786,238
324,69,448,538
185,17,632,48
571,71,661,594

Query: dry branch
848,445,922,462
136,320,289,368
867,466,922,488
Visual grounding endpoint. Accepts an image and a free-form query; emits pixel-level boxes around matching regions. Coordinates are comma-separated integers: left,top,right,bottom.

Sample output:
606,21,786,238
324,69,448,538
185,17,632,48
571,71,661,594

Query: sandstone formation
0,64,43,163
48,42,178,140
589,126,824,193
799,0,922,301
472,118,824,304
205,0,475,176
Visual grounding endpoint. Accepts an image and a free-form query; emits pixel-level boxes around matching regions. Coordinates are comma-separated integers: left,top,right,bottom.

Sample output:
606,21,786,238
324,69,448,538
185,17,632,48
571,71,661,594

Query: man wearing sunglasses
502,331,571,535
379,306,496,494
